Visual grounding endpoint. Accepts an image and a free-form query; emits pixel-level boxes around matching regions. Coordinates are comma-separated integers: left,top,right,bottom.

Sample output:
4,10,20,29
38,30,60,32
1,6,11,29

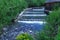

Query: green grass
0,0,28,32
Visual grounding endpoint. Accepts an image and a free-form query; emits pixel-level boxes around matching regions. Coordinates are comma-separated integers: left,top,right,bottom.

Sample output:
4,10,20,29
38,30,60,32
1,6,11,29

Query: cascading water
0,7,47,40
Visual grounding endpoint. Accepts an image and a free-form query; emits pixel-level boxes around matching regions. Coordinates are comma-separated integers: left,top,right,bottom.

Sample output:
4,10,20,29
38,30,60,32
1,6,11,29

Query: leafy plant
55,26,60,40
16,33,34,40
45,9,60,40
35,31,50,40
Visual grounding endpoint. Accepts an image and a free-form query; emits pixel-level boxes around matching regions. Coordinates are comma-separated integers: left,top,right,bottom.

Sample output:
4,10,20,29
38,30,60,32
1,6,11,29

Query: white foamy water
18,21,46,25
22,14,47,16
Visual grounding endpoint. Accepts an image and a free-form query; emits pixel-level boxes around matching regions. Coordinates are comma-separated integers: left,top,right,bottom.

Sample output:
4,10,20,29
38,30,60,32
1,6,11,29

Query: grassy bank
0,0,28,34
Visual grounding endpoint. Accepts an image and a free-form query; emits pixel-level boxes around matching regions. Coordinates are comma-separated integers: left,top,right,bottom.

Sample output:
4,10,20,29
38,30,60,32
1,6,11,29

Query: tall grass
0,0,28,31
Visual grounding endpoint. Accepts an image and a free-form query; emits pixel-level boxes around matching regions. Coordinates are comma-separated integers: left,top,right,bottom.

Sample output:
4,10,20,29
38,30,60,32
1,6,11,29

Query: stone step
24,12,45,14
25,7,45,12
22,14,47,16
31,7,44,9
25,9,44,12
19,19,45,21
17,21,46,24
23,13,46,15
32,8,44,11
19,16,46,20
25,10,44,12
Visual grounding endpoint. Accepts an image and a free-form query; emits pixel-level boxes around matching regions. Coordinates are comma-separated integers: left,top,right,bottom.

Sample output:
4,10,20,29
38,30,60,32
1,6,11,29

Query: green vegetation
16,33,34,40
46,9,60,37
0,0,27,32
52,3,60,10
35,31,50,40
25,0,45,7
55,26,60,40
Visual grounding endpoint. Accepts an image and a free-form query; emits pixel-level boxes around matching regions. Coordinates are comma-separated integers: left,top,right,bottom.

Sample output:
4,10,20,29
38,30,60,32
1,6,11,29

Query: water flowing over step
17,7,47,22
19,16,46,21
0,7,47,40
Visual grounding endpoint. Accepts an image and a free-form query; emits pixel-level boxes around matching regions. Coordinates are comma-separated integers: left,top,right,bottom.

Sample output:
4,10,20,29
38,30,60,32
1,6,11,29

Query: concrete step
19,19,45,21
17,21,46,24
25,7,45,12
19,16,46,20
32,9,44,11
22,14,47,16
25,11,44,12
25,9,44,12
24,12,45,14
